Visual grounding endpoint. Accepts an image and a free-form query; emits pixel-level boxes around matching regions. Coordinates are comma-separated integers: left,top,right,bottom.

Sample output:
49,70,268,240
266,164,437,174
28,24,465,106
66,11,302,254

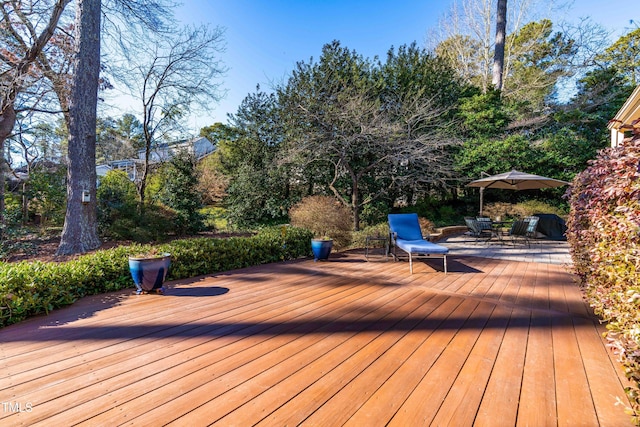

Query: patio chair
477,216,500,239
476,216,492,226
465,217,494,243
508,216,539,247
525,215,540,240
388,213,449,274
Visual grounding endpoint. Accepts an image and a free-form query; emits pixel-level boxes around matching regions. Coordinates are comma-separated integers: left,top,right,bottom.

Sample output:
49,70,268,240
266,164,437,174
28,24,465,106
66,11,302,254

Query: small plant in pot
128,249,171,294
289,195,353,261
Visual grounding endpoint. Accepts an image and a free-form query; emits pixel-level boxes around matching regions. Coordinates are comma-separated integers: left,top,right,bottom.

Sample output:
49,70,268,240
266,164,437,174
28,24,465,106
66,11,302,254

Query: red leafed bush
565,139,640,420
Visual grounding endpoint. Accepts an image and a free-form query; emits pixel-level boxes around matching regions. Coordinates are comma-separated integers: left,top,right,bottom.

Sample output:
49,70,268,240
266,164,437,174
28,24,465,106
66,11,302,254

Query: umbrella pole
479,187,484,216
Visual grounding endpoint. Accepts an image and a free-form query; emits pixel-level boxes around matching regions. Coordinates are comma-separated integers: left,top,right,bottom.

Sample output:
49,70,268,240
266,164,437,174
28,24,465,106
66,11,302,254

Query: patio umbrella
467,169,570,215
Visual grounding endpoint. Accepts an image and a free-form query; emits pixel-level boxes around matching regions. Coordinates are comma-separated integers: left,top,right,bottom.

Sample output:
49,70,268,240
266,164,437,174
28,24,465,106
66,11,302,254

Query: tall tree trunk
137,144,151,208
137,105,154,208
0,105,15,228
492,0,508,91
351,174,360,232
0,106,16,147
57,0,102,255
22,181,28,226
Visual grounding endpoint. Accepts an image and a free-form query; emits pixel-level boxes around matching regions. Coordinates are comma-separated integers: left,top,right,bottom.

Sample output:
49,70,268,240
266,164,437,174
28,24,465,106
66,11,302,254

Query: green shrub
400,197,463,227
97,170,181,242
156,151,205,235
136,205,179,241
200,206,228,230
98,168,211,242
431,205,459,226
103,203,179,243
289,195,353,249
97,170,139,237
458,89,509,138
27,165,67,226
2,194,23,226
565,139,640,421
359,201,390,228
350,223,390,249
0,226,312,328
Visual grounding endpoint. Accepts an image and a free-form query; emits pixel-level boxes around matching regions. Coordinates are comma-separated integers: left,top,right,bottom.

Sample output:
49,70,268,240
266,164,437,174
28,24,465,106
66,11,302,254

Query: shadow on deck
0,252,631,426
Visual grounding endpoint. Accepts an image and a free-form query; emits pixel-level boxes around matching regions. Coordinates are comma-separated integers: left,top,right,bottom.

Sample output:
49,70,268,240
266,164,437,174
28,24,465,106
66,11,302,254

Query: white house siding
97,137,215,182
609,85,640,147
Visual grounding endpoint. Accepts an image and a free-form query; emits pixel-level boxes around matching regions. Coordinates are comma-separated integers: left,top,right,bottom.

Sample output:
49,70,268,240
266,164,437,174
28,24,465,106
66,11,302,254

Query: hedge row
0,226,313,328
565,139,640,422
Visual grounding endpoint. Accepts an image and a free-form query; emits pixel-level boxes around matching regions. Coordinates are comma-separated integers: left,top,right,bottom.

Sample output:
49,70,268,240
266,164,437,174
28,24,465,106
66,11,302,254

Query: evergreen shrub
400,197,462,227
350,223,390,249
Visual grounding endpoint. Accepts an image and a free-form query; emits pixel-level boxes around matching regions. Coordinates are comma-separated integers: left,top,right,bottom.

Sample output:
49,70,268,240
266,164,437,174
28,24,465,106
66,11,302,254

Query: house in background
96,136,215,182
608,84,640,147
96,159,140,182
140,136,216,163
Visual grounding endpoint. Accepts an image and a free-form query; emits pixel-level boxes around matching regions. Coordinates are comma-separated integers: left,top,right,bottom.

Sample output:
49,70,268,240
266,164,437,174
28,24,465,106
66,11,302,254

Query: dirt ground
2,231,247,264
3,237,120,263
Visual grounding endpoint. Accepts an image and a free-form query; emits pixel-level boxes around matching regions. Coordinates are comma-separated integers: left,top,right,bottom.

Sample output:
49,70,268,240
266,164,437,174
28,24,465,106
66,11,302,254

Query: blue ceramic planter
311,239,333,261
128,253,171,294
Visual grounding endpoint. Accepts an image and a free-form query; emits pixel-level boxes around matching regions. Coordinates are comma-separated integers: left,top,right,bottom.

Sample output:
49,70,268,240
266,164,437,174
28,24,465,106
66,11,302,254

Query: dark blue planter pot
128,253,171,294
311,239,333,261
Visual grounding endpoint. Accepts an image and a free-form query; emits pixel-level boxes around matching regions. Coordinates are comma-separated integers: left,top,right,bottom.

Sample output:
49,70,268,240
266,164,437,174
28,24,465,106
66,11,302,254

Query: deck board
429,304,512,427
553,315,599,427
0,253,632,426
474,307,529,427
386,299,489,426
29,280,384,425
518,312,557,427
89,283,419,425
211,292,441,426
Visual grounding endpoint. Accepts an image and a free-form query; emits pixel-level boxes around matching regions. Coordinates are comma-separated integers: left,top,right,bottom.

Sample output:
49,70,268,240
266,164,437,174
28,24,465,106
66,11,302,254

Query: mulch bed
1,231,250,264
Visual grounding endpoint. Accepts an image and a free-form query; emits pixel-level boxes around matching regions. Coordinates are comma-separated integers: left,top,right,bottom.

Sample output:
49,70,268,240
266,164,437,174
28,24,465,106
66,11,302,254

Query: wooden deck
0,253,631,426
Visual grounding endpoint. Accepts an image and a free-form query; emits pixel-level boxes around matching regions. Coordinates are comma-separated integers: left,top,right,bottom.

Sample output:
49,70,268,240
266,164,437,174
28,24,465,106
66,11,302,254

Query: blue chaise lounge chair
388,213,449,274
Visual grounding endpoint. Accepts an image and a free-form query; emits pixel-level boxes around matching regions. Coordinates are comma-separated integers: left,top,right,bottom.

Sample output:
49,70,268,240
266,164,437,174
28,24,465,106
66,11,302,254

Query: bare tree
333,94,458,230
279,41,461,230
0,0,70,225
492,0,508,90
57,0,102,255
197,156,229,205
283,89,458,231
7,116,65,223
115,24,226,205
431,0,494,91
431,0,560,93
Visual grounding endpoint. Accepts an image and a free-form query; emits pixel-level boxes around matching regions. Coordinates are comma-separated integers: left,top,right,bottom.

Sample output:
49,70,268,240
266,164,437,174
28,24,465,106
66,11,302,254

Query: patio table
364,235,389,260
490,221,513,242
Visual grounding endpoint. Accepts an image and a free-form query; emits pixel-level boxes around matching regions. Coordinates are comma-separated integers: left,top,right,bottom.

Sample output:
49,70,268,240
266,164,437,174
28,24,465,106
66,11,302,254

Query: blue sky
160,0,635,131
172,0,452,129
